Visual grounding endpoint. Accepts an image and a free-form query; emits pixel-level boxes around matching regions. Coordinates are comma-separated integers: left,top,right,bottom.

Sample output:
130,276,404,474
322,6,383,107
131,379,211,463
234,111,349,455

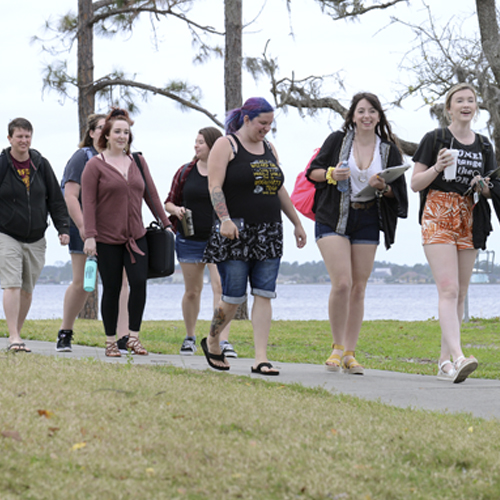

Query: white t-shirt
349,136,383,201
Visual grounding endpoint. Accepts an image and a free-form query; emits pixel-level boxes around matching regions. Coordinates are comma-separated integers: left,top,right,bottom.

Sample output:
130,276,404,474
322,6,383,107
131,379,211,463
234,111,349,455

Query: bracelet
220,216,231,223
433,165,442,174
325,166,337,185
376,185,390,198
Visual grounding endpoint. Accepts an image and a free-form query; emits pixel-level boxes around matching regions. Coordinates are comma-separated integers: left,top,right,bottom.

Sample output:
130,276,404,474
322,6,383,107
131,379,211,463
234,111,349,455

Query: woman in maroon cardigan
82,108,170,357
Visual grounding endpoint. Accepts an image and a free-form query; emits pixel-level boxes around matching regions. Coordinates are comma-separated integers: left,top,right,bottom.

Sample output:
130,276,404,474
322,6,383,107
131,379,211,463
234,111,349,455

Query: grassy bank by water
5,317,500,379
1,319,500,499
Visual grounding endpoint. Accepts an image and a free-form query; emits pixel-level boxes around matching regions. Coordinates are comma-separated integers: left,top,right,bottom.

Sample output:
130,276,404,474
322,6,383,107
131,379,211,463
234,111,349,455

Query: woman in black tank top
165,127,238,359
201,97,307,375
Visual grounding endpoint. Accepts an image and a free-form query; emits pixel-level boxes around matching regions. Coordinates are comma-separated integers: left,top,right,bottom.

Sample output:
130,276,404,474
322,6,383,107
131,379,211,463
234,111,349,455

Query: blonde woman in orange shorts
411,83,499,383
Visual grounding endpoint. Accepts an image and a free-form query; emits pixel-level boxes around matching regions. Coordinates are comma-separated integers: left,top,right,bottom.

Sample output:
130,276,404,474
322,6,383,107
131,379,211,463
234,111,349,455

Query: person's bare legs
317,235,353,364
424,244,477,367
4,287,32,345
207,300,238,368
180,262,205,337
251,295,277,373
60,253,89,331
208,263,231,343
343,243,377,362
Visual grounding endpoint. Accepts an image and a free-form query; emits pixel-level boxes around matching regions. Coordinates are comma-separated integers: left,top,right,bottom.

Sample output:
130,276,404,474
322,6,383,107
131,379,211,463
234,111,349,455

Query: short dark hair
8,118,33,137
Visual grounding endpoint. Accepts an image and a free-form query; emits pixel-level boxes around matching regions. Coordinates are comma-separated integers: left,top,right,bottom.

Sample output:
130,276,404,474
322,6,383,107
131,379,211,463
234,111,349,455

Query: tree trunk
224,0,242,112
475,0,500,152
78,0,95,136
224,0,247,320
77,0,98,320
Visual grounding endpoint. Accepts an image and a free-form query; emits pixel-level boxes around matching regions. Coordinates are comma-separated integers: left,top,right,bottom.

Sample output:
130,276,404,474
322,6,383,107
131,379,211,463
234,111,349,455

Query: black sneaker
56,330,73,352
180,337,197,356
117,335,130,354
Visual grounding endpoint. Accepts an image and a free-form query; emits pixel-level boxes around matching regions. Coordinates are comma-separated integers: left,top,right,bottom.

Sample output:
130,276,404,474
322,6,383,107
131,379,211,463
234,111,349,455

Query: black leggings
96,236,148,337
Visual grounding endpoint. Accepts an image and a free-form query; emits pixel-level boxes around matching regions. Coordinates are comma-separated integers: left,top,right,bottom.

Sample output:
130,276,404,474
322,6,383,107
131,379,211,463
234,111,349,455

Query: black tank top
222,134,284,224
181,164,213,240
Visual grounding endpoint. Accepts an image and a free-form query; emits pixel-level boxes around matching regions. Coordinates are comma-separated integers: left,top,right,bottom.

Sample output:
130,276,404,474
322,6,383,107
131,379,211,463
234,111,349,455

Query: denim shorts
315,203,380,245
216,258,281,304
69,225,84,254
175,233,208,264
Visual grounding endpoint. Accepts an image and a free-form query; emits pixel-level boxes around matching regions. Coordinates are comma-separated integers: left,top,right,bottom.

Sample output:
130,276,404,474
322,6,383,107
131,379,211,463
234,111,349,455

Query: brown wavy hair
97,108,135,152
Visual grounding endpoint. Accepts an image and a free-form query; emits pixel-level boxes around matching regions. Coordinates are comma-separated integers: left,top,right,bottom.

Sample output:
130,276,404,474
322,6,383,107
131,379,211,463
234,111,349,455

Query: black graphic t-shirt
203,134,285,263
412,128,495,195
222,134,284,224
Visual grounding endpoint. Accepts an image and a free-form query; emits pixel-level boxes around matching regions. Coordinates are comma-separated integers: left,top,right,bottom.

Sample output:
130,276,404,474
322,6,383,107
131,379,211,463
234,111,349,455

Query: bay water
1,283,498,322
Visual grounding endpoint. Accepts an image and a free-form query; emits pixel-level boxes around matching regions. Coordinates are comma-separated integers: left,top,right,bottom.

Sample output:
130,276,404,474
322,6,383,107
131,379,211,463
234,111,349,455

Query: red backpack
290,148,320,221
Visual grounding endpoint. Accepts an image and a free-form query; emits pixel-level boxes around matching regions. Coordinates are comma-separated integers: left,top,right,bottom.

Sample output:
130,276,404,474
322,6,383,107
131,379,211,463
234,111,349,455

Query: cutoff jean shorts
315,202,380,245
69,225,85,254
216,258,281,304
175,233,208,264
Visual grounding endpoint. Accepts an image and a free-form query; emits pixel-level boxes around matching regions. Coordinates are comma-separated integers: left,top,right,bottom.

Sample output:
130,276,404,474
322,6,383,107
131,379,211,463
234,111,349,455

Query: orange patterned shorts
421,189,474,250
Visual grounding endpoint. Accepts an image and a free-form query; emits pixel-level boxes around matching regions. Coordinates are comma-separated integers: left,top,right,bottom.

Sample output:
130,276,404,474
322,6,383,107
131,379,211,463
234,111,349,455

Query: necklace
354,136,376,183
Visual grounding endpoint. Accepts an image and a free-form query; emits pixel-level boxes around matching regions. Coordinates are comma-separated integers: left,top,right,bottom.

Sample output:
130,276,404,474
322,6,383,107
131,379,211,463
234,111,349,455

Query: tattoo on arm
210,186,229,220
210,307,226,337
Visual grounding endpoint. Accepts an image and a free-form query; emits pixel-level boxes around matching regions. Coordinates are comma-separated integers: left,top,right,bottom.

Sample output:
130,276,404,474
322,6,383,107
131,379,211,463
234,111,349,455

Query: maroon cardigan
82,153,169,259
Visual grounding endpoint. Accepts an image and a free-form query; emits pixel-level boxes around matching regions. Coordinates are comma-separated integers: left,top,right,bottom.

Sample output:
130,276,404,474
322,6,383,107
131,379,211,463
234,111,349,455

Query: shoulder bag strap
132,152,162,225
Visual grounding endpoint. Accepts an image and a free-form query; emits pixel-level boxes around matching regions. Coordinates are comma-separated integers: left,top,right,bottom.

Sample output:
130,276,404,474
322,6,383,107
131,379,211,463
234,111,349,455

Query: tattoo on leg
210,307,226,337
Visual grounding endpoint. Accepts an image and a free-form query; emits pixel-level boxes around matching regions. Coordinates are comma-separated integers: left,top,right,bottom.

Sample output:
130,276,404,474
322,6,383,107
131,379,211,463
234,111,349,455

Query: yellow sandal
325,344,344,372
342,351,364,375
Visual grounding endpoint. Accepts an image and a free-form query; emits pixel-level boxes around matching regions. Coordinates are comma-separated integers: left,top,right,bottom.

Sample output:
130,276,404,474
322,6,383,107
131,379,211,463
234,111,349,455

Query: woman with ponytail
202,97,307,375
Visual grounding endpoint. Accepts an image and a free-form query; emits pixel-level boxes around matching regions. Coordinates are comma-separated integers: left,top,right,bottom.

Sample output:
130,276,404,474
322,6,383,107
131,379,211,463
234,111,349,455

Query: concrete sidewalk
22,340,500,421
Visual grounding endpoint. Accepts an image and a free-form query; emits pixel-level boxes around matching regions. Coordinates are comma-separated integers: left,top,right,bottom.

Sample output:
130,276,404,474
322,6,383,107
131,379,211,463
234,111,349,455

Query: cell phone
215,218,245,233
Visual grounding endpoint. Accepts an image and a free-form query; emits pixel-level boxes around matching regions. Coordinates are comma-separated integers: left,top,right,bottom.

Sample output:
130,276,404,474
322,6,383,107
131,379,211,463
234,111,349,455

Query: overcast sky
2,0,498,267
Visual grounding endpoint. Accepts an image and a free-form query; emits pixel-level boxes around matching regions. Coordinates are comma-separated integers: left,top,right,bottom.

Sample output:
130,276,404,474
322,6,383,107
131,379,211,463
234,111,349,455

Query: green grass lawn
8,316,500,379
1,318,500,499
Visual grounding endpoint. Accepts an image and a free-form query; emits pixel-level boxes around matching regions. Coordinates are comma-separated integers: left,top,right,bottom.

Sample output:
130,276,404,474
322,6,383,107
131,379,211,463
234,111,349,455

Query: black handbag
133,153,175,279
145,220,175,278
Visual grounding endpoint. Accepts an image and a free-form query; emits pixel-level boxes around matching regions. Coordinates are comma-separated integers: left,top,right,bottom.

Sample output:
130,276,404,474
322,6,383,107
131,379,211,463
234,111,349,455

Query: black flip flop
7,342,31,353
251,362,279,376
200,338,229,371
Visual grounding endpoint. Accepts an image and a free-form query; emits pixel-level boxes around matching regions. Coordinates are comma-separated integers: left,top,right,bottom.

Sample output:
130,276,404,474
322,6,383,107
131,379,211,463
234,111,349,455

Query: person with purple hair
201,97,307,375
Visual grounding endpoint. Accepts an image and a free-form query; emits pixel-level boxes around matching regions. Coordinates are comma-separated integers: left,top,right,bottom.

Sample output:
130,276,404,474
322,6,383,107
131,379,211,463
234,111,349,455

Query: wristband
376,185,390,198
220,216,231,223
433,165,442,174
325,167,337,185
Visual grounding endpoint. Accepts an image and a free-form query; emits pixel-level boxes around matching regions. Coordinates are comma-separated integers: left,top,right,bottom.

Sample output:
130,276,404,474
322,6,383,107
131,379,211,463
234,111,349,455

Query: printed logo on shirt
450,150,483,186
250,159,282,195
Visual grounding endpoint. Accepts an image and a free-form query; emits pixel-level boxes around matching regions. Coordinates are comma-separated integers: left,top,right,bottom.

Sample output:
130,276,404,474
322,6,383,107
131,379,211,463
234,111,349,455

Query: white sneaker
220,341,238,358
180,337,196,356
437,360,456,381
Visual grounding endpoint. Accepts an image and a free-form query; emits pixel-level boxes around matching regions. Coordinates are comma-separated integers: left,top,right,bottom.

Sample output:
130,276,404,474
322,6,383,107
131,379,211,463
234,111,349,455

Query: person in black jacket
0,118,70,352
307,92,408,375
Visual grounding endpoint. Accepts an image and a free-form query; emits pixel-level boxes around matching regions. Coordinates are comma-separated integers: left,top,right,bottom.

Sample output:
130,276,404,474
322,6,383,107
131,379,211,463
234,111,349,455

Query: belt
350,200,376,210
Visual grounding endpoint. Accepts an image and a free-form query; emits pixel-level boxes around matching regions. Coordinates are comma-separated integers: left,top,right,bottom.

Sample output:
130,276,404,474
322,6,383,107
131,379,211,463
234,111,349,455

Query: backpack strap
0,152,8,186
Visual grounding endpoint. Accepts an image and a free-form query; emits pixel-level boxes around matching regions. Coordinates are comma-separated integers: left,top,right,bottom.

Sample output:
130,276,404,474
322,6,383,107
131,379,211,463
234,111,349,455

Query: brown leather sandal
105,341,121,357
126,336,148,355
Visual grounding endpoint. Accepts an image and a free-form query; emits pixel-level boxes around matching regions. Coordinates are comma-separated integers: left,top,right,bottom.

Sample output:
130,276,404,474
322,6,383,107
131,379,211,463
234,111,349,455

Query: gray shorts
0,233,46,293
